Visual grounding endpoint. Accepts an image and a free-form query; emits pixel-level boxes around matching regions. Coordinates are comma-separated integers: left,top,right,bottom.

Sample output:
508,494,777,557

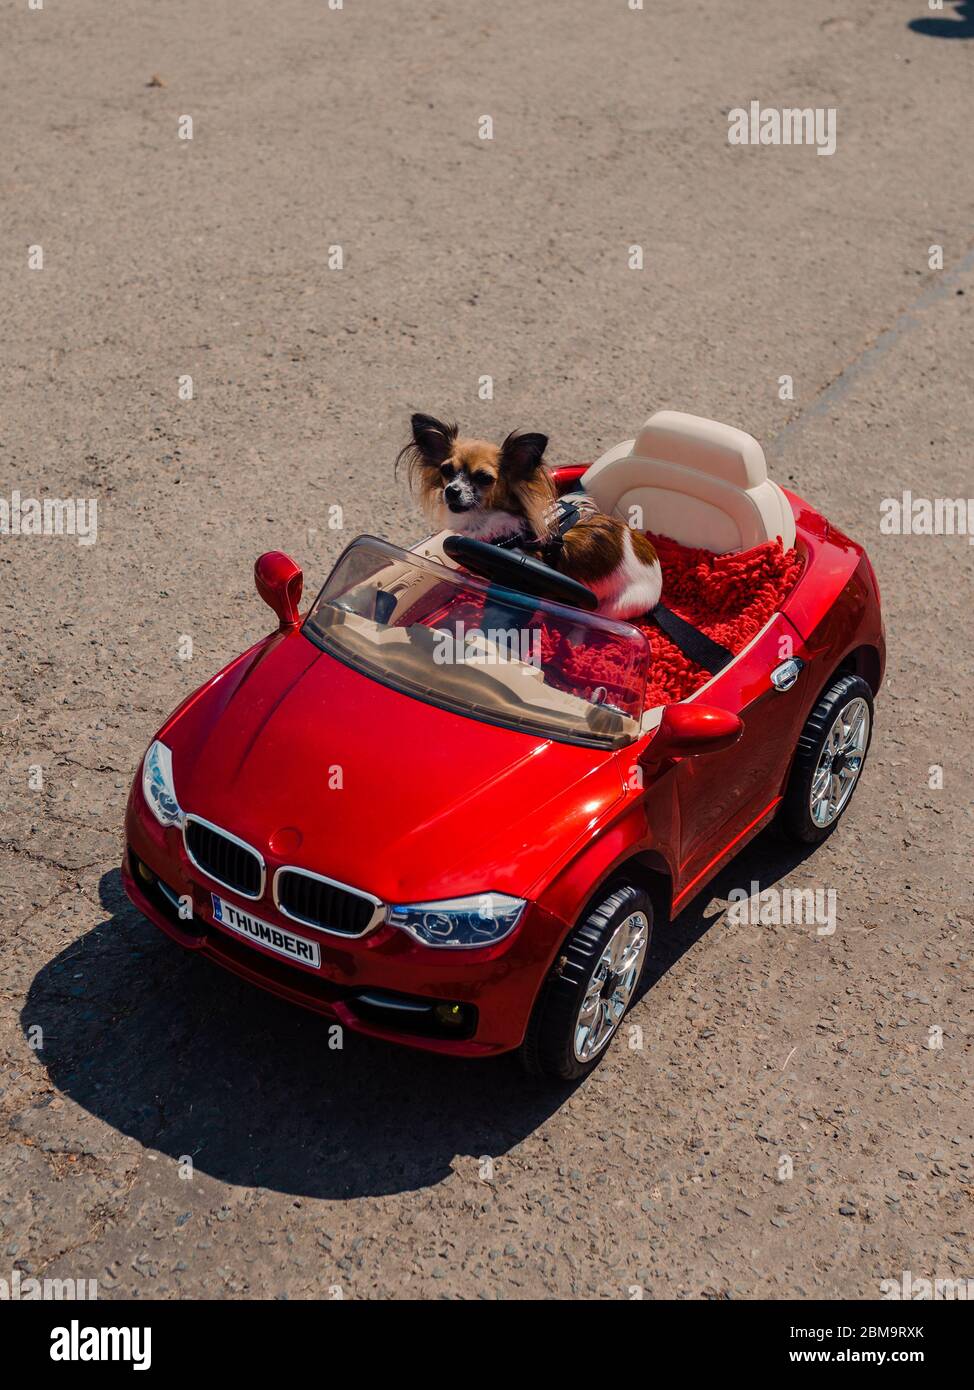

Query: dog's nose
444,482,463,501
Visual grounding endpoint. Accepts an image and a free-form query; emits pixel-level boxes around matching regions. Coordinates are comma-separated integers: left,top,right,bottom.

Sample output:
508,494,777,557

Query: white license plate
210,893,321,969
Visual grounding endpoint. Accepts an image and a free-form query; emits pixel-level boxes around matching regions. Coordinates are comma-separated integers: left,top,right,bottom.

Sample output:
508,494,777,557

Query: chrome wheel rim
809,697,870,827
573,910,649,1063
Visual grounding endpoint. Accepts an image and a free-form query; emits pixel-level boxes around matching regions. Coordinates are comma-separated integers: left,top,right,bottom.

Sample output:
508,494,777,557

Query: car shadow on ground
22,869,568,1199
23,835,816,1199
908,2,974,38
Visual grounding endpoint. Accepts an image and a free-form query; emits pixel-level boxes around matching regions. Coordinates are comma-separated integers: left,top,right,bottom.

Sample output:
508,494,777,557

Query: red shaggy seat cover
419,533,803,715
545,533,803,710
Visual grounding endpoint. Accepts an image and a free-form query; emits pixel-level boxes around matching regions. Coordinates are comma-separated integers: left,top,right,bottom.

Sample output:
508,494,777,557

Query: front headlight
142,740,182,828
385,892,526,949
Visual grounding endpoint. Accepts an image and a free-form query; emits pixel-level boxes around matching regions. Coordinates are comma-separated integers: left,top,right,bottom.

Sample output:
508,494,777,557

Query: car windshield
302,536,650,749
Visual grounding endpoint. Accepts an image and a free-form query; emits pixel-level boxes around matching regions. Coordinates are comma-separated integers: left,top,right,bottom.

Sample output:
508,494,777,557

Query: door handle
771,657,804,691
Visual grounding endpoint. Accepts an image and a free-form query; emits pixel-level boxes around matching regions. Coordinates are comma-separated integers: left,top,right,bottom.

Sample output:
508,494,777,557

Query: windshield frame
301,535,652,750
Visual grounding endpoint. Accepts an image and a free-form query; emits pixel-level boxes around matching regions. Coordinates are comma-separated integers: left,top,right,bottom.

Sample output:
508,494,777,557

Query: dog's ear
500,431,548,479
409,413,458,466
395,413,459,481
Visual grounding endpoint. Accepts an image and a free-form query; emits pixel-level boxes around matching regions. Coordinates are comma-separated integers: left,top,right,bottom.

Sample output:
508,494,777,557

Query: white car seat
581,410,796,554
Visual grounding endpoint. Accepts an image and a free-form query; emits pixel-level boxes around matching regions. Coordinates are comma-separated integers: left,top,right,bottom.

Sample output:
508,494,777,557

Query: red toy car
123,412,884,1079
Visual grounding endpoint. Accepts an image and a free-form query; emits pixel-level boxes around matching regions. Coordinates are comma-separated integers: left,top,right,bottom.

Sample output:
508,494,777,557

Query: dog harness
492,493,734,675
491,494,596,569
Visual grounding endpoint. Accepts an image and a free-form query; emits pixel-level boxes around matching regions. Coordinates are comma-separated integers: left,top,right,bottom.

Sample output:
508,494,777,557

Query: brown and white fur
396,414,662,621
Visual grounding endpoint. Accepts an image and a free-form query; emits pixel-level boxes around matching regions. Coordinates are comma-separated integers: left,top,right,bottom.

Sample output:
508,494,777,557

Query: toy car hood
158,628,625,905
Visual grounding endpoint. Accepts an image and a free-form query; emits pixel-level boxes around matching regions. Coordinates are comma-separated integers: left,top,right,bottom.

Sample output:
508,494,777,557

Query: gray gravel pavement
1,0,972,1299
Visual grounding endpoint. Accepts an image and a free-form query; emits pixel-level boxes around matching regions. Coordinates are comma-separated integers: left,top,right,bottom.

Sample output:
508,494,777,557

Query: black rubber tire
777,673,874,845
520,883,652,1082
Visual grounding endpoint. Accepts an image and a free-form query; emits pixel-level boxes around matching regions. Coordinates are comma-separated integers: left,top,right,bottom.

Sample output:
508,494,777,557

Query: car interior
308,412,805,742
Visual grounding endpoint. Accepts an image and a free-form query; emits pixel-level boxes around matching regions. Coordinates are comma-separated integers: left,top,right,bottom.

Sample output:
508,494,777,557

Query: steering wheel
442,535,598,611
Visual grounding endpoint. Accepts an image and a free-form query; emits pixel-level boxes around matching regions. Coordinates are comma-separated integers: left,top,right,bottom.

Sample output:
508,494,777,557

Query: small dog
396,413,662,620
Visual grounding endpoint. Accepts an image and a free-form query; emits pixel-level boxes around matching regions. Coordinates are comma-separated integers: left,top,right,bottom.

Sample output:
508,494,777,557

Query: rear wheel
778,673,873,844
521,884,651,1082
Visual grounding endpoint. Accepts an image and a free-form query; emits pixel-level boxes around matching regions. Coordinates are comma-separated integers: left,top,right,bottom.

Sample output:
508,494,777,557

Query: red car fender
526,755,678,952
781,488,869,645
806,554,886,691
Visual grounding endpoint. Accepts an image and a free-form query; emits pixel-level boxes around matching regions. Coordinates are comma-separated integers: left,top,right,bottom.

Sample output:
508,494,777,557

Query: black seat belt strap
648,603,735,675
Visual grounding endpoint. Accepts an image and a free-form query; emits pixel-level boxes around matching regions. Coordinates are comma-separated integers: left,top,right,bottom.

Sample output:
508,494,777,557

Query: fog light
136,859,155,884
434,1002,464,1027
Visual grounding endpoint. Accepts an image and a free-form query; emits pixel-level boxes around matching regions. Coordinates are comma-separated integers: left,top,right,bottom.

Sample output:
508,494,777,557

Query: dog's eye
472,470,493,485
439,464,455,479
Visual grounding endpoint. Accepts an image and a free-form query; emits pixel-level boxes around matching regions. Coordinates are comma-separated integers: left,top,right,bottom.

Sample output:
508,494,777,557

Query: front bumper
123,785,566,1057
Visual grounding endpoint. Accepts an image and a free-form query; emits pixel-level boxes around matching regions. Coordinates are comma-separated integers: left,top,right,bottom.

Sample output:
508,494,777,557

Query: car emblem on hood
268,825,303,856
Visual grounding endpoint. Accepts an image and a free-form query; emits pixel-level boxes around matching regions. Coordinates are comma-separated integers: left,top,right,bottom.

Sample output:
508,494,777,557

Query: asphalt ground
1,0,972,1299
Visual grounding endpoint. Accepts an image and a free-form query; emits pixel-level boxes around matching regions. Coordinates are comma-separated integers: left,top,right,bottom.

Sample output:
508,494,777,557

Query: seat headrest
633,410,768,490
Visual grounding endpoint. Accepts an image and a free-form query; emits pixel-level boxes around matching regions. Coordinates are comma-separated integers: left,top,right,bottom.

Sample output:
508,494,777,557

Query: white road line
770,246,974,456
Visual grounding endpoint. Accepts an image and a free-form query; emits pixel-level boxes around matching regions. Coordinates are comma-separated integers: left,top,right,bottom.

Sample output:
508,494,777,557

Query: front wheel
777,673,874,844
521,884,652,1082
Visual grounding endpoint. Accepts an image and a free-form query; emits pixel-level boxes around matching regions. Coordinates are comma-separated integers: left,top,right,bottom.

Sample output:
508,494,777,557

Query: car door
669,613,810,904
